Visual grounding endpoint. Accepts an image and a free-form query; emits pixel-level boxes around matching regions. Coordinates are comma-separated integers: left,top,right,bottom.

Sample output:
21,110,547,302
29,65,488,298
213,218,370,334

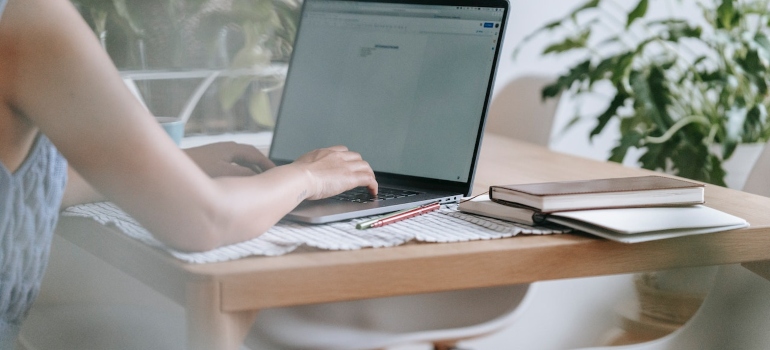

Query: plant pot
711,143,766,190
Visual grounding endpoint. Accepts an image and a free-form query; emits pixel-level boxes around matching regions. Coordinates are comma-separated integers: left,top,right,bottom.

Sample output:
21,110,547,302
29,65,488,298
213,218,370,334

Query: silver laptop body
270,0,510,223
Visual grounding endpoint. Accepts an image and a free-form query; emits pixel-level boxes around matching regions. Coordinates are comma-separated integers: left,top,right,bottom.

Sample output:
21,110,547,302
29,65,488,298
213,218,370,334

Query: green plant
211,0,300,126
71,0,300,127
72,0,299,66
519,0,770,186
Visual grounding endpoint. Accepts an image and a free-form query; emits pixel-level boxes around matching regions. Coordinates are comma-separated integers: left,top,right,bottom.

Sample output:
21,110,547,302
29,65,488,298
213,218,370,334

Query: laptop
269,0,510,223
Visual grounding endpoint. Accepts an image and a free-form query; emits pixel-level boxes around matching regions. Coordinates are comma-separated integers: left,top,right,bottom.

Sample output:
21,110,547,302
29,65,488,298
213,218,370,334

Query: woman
0,0,378,345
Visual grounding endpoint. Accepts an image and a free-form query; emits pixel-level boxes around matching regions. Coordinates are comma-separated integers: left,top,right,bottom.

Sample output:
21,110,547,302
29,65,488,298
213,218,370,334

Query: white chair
570,140,770,350
248,284,535,350
572,264,770,350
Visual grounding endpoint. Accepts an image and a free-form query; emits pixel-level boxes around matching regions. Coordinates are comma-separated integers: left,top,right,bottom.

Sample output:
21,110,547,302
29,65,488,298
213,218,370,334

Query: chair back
486,76,561,146
250,284,534,349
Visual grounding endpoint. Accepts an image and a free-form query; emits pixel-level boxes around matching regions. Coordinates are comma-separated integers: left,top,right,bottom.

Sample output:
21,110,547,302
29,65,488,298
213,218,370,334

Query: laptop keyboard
332,187,422,204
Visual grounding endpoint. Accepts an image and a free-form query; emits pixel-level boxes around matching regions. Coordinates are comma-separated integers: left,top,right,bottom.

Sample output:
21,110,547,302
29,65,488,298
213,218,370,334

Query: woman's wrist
255,162,314,203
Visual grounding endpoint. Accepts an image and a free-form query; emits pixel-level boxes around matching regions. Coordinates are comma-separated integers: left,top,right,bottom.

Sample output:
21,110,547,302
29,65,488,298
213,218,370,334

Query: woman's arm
61,167,101,209
1,0,377,252
61,142,277,209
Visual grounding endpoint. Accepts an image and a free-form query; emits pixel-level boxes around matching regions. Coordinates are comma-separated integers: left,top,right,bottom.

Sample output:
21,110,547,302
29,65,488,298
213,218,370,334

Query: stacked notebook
459,176,748,243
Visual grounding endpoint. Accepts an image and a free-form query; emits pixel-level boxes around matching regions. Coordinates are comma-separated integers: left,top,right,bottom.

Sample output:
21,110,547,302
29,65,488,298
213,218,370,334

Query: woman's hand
184,142,275,178
291,146,378,200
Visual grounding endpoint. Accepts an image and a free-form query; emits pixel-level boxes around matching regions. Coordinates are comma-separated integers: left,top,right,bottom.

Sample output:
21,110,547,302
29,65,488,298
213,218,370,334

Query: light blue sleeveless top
0,133,68,347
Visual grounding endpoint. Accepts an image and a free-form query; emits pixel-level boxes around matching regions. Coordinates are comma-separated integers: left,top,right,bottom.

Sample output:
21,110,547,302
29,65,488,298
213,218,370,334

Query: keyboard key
332,187,424,204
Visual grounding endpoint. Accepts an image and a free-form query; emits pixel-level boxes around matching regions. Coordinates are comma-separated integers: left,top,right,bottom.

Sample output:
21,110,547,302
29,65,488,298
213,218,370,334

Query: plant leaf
692,56,708,66
562,115,583,132
717,0,735,29
609,131,643,163
542,18,563,30
249,89,275,128
513,19,564,60
671,142,710,183
707,154,728,186
610,52,635,89
590,92,629,139
218,76,252,111
626,0,649,28
592,52,632,86
619,114,636,135
596,35,622,49
541,59,592,99
739,49,764,75
571,0,601,20
665,24,702,42
639,143,669,172
542,82,562,100
648,19,688,26
699,70,726,84
542,29,591,55
744,104,768,142
722,140,738,160
112,0,145,36
665,141,726,186
755,33,770,60
630,67,674,131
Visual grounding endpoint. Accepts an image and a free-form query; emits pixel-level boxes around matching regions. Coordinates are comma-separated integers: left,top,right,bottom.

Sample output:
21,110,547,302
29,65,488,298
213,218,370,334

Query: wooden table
55,134,770,349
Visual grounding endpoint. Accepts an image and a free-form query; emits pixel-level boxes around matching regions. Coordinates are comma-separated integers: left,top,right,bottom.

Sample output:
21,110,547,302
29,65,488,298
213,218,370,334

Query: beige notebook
489,175,705,212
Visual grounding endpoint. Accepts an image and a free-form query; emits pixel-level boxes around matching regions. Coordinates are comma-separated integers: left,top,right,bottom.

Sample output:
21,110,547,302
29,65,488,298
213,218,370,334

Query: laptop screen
270,0,507,185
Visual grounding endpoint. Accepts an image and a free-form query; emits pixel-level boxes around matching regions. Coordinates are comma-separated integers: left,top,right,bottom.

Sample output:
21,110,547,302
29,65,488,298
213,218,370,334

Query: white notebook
546,205,748,243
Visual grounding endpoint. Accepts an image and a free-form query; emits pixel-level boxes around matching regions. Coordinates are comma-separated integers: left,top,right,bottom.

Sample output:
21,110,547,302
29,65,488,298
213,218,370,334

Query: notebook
459,194,542,226
545,205,748,243
489,176,705,212
269,0,510,223
458,196,748,243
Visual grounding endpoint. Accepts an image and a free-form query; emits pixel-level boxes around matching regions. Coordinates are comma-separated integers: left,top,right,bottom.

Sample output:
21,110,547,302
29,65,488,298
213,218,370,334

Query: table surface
56,133,770,349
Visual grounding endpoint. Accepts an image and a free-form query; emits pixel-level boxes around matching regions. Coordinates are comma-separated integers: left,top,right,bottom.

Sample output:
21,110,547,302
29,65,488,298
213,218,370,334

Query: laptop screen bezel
269,0,510,196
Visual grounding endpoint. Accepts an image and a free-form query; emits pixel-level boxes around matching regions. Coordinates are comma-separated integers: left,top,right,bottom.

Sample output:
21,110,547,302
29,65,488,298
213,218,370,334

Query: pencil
356,202,441,230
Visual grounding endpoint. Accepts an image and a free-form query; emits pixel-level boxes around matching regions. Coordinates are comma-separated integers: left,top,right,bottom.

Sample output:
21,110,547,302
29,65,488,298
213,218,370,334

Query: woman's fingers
185,142,274,177
293,147,377,199
229,143,276,172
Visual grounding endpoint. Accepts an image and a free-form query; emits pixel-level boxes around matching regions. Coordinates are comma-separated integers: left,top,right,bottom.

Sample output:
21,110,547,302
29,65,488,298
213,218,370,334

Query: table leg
743,260,770,282
186,278,258,350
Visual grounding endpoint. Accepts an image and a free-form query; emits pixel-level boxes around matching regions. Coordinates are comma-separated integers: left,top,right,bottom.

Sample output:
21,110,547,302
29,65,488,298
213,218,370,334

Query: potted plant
518,0,770,186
